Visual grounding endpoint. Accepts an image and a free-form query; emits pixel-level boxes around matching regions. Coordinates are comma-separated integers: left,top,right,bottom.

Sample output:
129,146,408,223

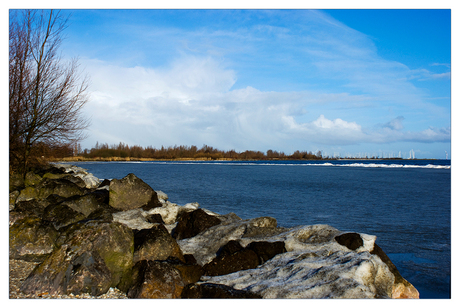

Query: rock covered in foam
177,216,285,266
201,245,394,298
180,221,415,299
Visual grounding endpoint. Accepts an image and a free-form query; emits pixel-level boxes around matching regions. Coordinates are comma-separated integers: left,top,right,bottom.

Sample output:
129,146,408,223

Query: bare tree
9,9,90,175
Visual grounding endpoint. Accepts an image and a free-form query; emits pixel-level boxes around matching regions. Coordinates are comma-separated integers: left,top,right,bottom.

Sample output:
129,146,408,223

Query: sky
16,6,453,159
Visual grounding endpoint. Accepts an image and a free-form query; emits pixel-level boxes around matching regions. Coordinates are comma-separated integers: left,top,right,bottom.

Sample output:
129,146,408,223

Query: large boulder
127,260,186,299
42,202,87,230
59,194,103,217
133,224,185,263
9,217,58,262
164,257,204,285
172,208,222,240
9,199,46,224
20,221,134,296
177,216,284,266
200,224,419,299
109,173,161,211
42,173,87,189
24,171,42,187
20,242,113,296
16,186,41,203
32,164,66,177
201,240,286,277
37,178,86,200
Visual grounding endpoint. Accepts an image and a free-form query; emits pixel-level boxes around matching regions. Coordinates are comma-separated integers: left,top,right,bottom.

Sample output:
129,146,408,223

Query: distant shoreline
50,156,443,163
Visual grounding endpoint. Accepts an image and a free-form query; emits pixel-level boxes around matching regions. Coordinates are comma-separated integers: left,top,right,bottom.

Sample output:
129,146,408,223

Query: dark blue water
71,159,451,299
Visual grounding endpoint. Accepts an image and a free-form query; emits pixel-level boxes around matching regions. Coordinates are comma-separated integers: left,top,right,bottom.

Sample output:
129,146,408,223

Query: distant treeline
77,142,325,160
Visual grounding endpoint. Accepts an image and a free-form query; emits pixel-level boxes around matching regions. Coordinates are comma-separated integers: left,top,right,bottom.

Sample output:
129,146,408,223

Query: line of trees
78,142,325,160
9,10,90,176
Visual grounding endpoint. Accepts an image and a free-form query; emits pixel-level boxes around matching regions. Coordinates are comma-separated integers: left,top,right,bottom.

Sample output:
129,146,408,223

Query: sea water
71,159,451,299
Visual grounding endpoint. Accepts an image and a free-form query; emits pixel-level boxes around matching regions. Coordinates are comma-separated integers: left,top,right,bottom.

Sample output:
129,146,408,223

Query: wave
138,161,450,169
326,163,451,169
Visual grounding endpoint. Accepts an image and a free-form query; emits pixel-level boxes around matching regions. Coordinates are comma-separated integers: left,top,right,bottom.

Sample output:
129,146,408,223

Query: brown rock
172,208,221,240
133,224,185,263
217,240,244,257
246,241,287,264
109,173,161,211
162,257,204,285
203,248,260,276
127,260,186,298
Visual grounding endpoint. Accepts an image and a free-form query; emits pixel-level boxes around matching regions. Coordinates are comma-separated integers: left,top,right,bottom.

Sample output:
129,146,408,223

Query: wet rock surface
9,163,419,299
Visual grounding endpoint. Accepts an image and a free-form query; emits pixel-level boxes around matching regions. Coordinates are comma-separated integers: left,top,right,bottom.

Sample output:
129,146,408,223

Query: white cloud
74,10,450,157
80,54,450,152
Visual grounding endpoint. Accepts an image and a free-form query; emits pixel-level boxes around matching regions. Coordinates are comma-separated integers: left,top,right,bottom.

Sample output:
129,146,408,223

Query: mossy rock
9,172,24,192
9,191,19,210
109,173,161,211
20,221,134,296
42,203,87,230
16,186,40,202
42,173,87,188
24,171,42,187
38,178,86,199
59,194,103,217
9,217,58,262
64,221,134,287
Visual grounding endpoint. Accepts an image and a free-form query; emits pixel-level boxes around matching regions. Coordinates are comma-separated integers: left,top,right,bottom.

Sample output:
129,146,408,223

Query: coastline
9,163,422,299
50,156,438,163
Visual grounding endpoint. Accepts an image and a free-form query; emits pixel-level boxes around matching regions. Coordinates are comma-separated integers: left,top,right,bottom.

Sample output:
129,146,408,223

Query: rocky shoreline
9,163,419,299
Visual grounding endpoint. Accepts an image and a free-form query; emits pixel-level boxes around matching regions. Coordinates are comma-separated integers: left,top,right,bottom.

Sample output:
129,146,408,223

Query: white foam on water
135,161,450,169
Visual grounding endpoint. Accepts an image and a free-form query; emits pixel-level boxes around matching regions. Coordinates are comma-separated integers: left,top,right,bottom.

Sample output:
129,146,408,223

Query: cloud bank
76,10,450,157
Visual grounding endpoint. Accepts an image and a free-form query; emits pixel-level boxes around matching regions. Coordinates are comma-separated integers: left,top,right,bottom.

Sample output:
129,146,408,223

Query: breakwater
9,163,419,298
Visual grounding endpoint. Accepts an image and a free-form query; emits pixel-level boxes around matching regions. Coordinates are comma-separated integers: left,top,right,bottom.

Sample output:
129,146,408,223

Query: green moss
16,186,40,202
25,172,42,187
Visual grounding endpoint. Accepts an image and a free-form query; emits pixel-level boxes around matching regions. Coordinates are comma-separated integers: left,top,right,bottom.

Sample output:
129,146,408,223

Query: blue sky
46,8,451,159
